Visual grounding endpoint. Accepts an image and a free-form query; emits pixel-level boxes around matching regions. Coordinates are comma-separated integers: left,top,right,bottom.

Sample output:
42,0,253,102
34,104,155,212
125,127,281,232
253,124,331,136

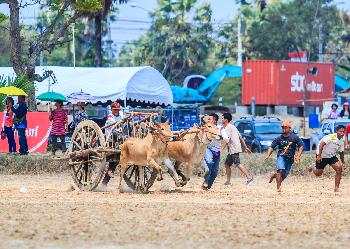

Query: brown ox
118,122,173,190
166,121,221,185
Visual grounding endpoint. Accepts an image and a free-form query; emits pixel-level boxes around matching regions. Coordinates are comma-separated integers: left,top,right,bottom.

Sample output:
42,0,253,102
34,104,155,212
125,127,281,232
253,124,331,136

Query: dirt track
1,173,350,249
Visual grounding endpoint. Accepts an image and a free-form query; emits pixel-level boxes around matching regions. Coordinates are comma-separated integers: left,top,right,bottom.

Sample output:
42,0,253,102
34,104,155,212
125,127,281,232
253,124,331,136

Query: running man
309,125,345,192
202,113,229,190
265,121,303,192
222,113,254,186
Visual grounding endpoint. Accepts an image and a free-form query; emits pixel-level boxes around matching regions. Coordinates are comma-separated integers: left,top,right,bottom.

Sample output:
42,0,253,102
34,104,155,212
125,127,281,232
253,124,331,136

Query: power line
110,27,148,31
19,15,232,25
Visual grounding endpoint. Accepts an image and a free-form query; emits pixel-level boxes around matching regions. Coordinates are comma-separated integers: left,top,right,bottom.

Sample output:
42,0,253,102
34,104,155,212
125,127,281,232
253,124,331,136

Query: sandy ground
1,173,350,249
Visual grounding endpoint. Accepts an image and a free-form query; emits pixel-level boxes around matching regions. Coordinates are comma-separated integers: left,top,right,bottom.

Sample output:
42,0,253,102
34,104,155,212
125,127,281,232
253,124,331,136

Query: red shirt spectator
4,107,14,127
51,109,67,135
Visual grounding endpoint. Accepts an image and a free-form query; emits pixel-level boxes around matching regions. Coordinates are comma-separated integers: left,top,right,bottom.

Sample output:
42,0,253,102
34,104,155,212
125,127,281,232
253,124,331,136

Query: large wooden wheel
68,120,107,191
123,165,157,193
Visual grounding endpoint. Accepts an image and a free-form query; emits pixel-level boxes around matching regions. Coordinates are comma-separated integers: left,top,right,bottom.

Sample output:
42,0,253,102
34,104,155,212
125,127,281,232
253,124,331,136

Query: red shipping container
242,60,335,106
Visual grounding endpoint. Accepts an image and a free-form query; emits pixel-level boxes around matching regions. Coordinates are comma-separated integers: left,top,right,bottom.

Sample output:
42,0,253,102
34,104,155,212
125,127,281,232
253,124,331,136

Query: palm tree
93,0,129,67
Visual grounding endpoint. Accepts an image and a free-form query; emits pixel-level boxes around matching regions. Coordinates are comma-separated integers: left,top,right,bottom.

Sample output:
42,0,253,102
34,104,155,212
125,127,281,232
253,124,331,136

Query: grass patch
0,152,348,178
0,153,68,174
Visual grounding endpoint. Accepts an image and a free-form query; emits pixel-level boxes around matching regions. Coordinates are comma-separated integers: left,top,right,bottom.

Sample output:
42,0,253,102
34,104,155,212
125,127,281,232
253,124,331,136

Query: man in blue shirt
265,121,303,192
12,96,28,155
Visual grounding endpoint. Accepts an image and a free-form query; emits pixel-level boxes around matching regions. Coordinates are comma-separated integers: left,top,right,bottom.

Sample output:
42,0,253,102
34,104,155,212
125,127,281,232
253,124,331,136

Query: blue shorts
276,156,293,180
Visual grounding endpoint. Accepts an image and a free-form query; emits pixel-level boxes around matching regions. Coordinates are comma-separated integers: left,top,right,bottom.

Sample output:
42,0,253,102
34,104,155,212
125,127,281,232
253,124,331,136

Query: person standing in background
12,95,28,155
49,100,68,156
4,97,16,154
328,103,340,119
339,102,350,119
74,102,88,127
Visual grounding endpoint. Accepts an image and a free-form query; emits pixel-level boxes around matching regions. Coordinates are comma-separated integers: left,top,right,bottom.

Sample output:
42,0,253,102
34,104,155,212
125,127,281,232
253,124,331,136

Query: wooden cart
63,112,160,192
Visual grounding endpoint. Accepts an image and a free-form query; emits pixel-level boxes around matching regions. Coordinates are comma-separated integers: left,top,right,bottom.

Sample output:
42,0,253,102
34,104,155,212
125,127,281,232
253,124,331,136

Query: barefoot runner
202,113,229,190
222,113,254,186
309,125,345,192
265,121,303,192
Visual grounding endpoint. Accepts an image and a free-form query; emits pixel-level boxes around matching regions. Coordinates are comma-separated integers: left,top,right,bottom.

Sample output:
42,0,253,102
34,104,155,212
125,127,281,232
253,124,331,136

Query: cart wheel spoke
69,120,107,191
123,165,157,193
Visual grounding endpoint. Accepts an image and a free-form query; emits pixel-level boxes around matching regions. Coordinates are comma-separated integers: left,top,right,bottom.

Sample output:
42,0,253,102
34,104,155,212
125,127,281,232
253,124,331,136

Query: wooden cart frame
63,112,160,192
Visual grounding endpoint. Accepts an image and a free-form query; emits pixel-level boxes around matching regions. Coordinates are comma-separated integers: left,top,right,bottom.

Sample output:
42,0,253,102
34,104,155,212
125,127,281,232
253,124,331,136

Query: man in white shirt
222,113,254,186
309,125,346,192
202,113,229,190
104,102,124,138
102,102,124,187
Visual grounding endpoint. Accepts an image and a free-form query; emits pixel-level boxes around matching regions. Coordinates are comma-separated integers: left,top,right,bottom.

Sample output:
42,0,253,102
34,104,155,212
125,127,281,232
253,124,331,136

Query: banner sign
0,112,51,153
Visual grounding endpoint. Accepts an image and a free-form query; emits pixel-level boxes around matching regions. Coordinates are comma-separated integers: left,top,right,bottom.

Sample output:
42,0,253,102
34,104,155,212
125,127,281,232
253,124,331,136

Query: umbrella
0,86,28,96
67,91,96,104
37,91,67,102
67,91,95,130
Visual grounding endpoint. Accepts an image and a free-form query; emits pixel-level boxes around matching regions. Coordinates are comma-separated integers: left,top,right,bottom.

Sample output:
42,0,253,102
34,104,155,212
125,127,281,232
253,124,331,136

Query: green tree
116,0,213,84
0,0,102,82
90,0,129,66
0,0,103,109
240,0,343,61
34,10,97,67
210,77,242,106
0,21,11,66
214,19,239,66
0,74,35,110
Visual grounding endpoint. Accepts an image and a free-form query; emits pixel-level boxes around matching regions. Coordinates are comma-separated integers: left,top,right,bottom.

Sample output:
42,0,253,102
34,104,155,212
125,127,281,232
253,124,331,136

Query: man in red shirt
49,100,68,156
345,124,350,148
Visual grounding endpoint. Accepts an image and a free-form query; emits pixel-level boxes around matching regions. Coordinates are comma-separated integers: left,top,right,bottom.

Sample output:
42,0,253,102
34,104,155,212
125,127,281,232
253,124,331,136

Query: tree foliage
117,0,213,84
34,10,97,67
241,0,343,61
1,0,350,107
0,74,35,110
0,21,11,66
0,0,103,82
89,0,129,66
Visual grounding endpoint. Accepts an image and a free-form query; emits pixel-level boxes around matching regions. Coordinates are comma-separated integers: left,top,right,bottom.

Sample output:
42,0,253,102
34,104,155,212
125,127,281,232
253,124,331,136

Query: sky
1,0,350,54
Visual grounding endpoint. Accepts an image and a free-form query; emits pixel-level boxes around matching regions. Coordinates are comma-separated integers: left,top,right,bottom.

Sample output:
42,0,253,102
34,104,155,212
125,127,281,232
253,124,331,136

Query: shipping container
242,60,335,106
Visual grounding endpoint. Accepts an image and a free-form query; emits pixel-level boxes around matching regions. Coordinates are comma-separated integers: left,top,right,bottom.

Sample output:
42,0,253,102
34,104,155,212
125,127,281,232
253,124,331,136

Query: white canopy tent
0,66,173,106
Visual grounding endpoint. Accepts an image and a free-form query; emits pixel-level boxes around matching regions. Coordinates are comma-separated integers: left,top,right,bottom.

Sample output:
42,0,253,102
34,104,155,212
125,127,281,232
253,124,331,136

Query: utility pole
237,13,242,66
318,17,323,63
39,23,44,66
107,16,113,67
72,22,76,68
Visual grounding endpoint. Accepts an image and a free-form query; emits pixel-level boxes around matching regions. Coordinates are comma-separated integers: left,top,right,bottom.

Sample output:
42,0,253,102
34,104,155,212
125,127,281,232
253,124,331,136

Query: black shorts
225,153,241,167
315,156,339,170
